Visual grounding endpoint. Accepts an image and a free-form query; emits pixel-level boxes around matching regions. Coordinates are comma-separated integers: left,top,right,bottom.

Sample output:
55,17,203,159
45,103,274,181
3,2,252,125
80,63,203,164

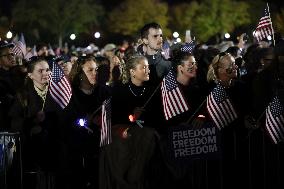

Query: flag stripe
266,119,278,143
175,89,189,111
163,83,176,118
266,109,281,143
168,92,181,114
162,80,176,119
161,82,172,120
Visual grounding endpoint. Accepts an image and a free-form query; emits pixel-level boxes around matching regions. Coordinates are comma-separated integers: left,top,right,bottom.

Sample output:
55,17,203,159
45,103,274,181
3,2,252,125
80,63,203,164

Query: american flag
49,62,72,109
265,96,284,144
100,98,112,146
12,33,26,57
180,40,195,53
207,84,237,130
162,40,170,59
25,46,38,61
253,4,274,42
161,69,189,120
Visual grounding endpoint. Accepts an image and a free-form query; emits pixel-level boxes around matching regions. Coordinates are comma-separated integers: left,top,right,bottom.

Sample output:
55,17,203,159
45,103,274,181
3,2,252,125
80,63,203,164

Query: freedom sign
168,122,222,161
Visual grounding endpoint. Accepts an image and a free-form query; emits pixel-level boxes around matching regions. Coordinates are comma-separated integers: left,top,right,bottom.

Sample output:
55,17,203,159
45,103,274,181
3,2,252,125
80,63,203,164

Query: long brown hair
69,55,96,87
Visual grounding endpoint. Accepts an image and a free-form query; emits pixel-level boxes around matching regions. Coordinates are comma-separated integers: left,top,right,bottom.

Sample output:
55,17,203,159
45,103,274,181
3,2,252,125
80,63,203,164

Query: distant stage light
173,32,179,38
267,35,272,41
94,32,101,39
6,31,12,39
176,38,181,43
70,34,76,40
224,33,230,39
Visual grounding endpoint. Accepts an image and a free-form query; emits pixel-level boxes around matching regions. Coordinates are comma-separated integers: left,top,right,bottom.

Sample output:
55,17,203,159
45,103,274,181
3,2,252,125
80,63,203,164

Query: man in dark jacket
0,40,16,131
140,22,172,86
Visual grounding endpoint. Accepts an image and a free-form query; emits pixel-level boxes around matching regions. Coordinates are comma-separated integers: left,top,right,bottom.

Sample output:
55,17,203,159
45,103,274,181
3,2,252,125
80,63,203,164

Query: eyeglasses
0,53,15,58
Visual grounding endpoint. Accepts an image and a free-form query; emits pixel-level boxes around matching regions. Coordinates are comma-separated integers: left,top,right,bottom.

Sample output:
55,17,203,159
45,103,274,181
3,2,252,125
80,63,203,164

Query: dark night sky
1,0,284,18
0,0,12,18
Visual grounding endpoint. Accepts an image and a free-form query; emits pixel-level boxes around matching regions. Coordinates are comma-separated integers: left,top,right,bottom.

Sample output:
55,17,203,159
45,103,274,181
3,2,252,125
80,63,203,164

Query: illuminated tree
275,9,284,35
0,16,10,38
12,0,103,47
169,2,200,41
107,0,169,38
194,0,250,42
170,0,250,42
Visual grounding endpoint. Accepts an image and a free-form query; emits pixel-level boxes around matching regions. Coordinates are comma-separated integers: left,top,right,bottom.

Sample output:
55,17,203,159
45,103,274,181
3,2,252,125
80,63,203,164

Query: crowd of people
1,22,284,189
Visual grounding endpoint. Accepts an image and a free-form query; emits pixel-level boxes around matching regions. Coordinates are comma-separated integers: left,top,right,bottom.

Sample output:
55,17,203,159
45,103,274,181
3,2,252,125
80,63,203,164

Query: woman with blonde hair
207,52,238,87
101,54,161,189
207,52,250,188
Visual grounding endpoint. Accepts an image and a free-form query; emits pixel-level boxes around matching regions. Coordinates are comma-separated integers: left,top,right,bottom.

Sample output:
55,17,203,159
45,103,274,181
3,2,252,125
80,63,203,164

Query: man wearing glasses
0,40,16,131
0,41,16,70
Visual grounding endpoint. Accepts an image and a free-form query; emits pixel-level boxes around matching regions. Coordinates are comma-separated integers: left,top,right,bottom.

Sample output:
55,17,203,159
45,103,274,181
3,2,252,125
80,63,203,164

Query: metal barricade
0,132,22,189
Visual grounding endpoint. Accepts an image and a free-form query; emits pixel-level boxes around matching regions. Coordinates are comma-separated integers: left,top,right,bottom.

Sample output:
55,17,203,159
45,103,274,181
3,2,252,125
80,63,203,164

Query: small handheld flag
12,33,26,57
100,98,112,146
207,84,238,129
49,62,72,109
253,3,274,43
161,69,189,120
265,96,284,144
